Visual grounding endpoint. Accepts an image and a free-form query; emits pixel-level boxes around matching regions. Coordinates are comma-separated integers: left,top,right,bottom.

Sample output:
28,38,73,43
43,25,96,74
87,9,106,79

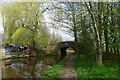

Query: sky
0,2,74,41
0,0,118,41
0,13,73,41
43,10,74,41
0,14,4,34
0,9,73,41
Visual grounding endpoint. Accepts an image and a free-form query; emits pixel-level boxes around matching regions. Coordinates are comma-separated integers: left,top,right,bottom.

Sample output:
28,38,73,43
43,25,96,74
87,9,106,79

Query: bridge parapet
47,41,77,56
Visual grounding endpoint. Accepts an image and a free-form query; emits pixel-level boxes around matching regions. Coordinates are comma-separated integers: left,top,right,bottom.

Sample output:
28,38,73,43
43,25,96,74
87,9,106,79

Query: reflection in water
1,56,60,78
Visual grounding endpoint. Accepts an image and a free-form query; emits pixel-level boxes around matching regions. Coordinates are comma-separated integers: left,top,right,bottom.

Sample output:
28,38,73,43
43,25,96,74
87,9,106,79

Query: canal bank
1,55,62,78
40,55,69,80
1,53,59,60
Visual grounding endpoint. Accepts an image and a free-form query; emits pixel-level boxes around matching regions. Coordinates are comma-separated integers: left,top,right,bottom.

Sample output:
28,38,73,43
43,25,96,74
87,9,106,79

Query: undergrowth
74,55,120,79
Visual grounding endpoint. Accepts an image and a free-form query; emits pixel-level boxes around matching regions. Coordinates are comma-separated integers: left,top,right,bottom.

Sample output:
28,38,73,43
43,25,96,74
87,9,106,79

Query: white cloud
0,3,74,41
58,30,74,41
43,10,74,41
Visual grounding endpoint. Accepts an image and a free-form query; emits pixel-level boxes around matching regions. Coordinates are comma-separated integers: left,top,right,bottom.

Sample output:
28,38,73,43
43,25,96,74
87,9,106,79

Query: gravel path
59,56,78,80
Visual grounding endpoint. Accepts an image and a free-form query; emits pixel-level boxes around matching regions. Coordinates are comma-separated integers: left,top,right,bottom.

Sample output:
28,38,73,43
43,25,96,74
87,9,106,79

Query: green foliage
66,49,75,53
10,28,29,45
74,55,120,79
78,37,94,54
40,56,69,80
2,2,62,47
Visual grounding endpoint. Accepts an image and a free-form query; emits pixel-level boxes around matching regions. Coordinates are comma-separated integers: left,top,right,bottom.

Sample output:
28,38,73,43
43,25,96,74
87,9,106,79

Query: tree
2,2,61,49
49,2,80,43
48,2,119,64
84,2,106,64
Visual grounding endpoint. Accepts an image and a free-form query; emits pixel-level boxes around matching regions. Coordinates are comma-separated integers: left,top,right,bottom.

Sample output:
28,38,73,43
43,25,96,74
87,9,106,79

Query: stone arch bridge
46,41,77,58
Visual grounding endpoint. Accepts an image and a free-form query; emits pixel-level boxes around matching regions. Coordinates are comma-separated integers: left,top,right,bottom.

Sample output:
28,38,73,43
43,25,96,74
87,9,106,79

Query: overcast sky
0,2,74,41
0,14,4,34
0,13,73,41
0,12,73,41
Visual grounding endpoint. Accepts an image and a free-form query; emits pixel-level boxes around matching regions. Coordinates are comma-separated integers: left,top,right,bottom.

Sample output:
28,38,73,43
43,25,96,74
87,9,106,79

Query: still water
1,56,60,78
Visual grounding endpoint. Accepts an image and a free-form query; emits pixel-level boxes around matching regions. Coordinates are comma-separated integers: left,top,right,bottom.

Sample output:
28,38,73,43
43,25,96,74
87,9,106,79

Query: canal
0,56,61,78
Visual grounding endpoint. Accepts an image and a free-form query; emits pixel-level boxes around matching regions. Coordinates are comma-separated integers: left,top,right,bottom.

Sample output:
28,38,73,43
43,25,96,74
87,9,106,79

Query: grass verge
74,55,120,79
40,56,69,80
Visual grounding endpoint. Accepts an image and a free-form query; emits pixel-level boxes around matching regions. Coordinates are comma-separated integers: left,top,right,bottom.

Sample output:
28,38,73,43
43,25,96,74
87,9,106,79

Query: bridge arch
48,41,77,59
60,46,76,59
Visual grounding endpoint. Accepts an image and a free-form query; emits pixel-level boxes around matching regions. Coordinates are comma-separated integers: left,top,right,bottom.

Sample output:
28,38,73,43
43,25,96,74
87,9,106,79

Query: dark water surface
1,56,60,78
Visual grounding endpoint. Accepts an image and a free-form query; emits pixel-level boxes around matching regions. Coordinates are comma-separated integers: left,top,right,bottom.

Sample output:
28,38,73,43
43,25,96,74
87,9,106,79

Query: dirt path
59,56,78,80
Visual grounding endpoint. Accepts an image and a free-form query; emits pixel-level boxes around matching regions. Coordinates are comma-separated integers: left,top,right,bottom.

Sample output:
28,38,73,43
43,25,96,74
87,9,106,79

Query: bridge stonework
47,41,77,58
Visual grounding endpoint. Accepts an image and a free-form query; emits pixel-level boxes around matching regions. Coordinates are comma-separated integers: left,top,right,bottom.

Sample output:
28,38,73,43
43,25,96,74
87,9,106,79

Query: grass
74,55,120,79
66,49,75,53
40,56,69,80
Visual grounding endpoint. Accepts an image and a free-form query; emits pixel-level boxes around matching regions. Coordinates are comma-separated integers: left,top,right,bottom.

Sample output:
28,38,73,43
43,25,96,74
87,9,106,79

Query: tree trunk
97,2,104,64
72,5,78,43
72,3,79,56
117,46,119,54
85,2,103,64
104,26,109,53
96,52,102,64
104,3,109,53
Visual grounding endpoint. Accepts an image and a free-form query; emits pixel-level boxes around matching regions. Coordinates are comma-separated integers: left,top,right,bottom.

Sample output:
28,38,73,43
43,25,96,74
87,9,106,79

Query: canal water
1,56,61,78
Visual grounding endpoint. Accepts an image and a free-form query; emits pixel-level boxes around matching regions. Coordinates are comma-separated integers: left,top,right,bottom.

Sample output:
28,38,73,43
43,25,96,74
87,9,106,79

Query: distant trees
50,31,62,44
